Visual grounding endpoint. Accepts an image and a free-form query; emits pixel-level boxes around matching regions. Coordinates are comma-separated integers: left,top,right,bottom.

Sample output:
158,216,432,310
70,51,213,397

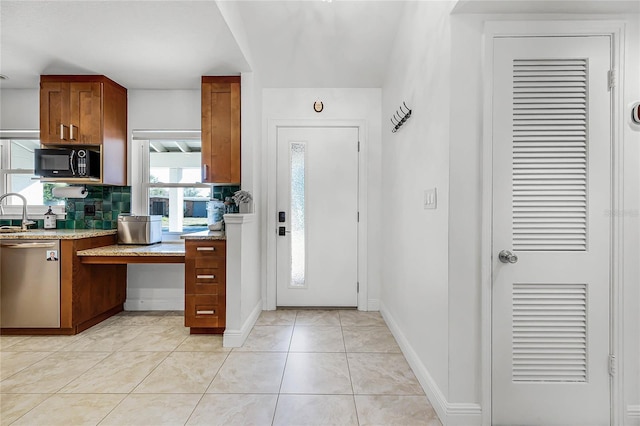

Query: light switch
424,188,437,209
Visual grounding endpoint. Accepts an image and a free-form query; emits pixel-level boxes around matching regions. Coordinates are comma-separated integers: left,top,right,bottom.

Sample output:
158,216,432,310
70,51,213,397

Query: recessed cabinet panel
201,76,240,184
40,82,70,143
69,82,102,145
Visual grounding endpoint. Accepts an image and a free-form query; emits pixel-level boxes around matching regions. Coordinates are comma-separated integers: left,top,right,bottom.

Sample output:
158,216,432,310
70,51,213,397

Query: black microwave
34,148,100,179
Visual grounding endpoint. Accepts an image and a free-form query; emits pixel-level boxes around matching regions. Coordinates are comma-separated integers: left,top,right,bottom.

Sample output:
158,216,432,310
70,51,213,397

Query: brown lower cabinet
184,240,226,334
61,235,127,334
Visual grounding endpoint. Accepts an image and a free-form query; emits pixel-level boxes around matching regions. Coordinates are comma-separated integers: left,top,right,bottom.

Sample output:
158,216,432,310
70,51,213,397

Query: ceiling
0,0,407,90
2,1,636,91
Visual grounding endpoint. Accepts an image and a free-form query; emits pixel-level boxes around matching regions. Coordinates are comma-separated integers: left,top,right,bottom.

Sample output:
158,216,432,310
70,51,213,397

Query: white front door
492,36,612,425
276,126,359,307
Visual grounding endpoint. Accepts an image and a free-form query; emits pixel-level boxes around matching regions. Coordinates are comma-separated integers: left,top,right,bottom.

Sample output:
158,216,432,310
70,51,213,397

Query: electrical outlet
84,204,96,216
424,188,437,209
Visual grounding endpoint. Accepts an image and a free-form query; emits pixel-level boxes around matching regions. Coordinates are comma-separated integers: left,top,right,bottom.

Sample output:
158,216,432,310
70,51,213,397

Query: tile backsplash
213,185,240,206
62,185,131,229
0,186,131,230
1,185,242,230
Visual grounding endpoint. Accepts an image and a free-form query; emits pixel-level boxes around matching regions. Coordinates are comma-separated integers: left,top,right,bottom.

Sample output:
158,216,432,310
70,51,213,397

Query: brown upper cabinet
39,75,127,185
201,76,240,184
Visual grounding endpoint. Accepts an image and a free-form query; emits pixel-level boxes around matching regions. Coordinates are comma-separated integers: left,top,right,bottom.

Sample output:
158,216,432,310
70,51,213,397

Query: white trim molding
482,19,626,426
223,213,262,347
381,302,482,426
223,299,261,348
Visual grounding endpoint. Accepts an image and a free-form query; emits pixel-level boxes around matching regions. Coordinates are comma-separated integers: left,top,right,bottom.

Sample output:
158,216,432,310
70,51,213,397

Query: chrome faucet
0,193,36,230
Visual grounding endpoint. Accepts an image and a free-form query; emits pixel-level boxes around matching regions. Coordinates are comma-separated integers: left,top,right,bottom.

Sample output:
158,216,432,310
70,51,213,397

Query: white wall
261,87,382,310
446,12,640,424
381,3,640,425
379,1,454,420
447,13,484,409
0,89,39,129
621,13,640,424
126,89,200,309
126,85,264,312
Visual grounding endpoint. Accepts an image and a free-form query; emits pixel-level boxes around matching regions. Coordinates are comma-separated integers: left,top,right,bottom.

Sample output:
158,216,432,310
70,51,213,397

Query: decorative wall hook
391,102,412,133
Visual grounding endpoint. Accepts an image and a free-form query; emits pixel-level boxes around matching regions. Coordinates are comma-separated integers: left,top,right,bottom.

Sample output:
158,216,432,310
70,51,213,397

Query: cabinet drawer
186,268,226,295
194,256,224,270
185,295,225,328
186,241,226,258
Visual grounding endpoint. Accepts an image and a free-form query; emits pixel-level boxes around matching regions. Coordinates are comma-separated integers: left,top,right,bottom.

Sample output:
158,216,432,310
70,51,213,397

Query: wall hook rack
391,102,412,133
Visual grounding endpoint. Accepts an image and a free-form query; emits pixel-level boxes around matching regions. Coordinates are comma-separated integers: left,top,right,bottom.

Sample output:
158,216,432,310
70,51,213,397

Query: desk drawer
185,295,225,328
186,241,226,259
186,268,225,295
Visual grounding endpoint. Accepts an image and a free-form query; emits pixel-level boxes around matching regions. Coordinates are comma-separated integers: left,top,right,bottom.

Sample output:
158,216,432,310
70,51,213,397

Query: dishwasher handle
1,242,58,249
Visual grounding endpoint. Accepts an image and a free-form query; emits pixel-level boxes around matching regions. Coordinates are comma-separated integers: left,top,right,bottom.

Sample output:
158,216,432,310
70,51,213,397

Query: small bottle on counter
44,206,56,229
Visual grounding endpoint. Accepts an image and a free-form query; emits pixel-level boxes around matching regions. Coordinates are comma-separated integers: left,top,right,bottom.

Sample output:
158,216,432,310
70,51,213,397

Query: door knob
498,250,518,264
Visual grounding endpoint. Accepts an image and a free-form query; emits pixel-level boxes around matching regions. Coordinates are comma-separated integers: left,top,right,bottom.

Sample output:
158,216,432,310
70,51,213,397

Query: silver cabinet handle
69,124,76,141
197,275,215,279
196,310,215,315
196,247,215,251
60,124,67,140
1,242,58,249
202,164,209,182
498,250,518,264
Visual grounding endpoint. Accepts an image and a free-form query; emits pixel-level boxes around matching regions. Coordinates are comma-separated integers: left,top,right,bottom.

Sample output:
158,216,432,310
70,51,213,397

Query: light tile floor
0,309,441,426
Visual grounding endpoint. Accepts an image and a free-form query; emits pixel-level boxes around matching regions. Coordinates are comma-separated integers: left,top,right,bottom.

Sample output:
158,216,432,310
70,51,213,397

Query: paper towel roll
52,186,88,199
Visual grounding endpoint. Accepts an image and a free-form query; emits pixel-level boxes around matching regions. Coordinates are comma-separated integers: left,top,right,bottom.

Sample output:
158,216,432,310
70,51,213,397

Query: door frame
481,20,625,426
265,119,368,311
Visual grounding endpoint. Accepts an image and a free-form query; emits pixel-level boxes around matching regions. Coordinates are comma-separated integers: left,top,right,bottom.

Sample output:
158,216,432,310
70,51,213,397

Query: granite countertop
77,242,186,257
180,230,226,240
0,229,117,240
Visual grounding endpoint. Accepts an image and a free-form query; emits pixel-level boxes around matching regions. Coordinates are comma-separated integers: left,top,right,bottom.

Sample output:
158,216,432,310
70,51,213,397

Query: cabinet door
69,82,102,145
40,81,70,144
201,77,240,184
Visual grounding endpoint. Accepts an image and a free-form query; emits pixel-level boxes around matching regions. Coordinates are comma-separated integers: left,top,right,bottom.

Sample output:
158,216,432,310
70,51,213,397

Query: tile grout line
270,309,298,425
340,310,362,426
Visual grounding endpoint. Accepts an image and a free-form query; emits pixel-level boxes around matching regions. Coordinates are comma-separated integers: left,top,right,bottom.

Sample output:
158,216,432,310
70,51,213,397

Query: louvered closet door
492,36,611,426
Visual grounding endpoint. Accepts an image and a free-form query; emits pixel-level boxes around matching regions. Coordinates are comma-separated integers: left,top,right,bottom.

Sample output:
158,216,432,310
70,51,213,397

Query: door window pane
290,142,306,288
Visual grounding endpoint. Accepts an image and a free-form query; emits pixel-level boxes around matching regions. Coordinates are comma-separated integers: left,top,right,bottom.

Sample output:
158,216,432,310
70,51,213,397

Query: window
131,131,211,233
0,136,66,216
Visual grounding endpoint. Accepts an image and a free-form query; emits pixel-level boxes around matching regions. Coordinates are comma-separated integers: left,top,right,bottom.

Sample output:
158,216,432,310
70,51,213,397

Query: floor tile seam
341,325,358,401
93,390,130,426
4,391,56,425
8,350,113,395
271,344,294,426
108,349,173,396
277,391,356,396
176,390,207,426
350,392,428,396
200,349,232,395
0,352,58,382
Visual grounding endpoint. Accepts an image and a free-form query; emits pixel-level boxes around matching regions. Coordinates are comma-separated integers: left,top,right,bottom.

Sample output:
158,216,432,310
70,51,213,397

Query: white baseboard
367,298,380,311
124,298,183,311
380,302,482,426
629,405,640,424
223,299,262,348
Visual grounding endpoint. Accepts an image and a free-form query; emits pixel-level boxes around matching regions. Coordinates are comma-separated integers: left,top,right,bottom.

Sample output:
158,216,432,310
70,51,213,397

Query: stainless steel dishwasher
0,239,61,328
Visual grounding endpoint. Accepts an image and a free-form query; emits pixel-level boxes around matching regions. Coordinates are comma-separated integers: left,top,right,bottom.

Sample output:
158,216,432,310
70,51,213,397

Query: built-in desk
77,242,185,264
